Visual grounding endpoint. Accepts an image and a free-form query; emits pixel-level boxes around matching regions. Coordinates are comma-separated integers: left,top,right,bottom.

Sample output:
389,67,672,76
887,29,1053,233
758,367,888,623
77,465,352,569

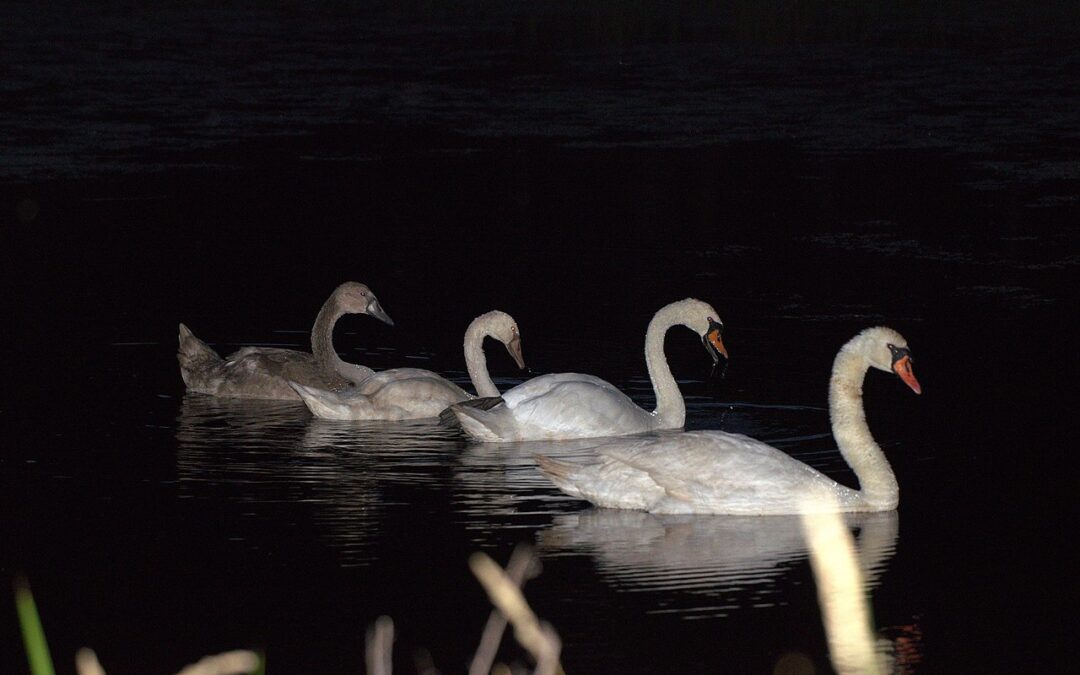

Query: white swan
291,310,525,421
535,326,921,514
177,281,393,400
444,298,727,442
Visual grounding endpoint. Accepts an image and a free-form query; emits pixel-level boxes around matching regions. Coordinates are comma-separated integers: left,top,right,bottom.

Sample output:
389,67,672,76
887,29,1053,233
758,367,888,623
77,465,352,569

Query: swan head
856,327,921,395
333,282,394,326
473,310,526,369
669,298,729,366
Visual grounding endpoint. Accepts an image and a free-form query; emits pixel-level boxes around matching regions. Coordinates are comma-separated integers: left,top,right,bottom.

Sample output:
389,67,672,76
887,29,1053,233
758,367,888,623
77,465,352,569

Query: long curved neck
644,304,686,428
463,318,499,398
311,295,346,370
828,344,898,509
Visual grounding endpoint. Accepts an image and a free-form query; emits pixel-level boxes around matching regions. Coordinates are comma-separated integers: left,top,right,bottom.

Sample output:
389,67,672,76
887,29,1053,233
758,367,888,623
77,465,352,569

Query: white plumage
446,298,727,441
292,310,524,421
536,327,921,514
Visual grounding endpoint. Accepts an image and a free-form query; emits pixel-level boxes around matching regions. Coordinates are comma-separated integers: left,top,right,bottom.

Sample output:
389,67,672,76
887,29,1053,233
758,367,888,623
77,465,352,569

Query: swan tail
462,396,507,412
438,396,504,426
534,454,586,499
289,382,357,420
443,398,515,442
534,453,576,480
177,323,223,388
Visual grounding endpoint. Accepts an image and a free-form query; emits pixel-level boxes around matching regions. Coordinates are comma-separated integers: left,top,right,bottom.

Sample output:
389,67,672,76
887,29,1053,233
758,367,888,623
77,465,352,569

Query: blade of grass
469,551,563,675
175,650,260,675
13,577,56,675
75,648,106,675
365,616,394,675
469,545,537,675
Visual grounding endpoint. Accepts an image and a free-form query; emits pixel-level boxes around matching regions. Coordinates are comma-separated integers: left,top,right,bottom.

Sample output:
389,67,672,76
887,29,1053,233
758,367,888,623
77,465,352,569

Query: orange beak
702,328,729,372
707,329,728,360
893,355,922,395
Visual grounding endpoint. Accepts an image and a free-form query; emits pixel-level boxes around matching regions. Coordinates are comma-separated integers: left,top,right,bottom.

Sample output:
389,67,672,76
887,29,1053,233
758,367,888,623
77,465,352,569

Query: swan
291,310,525,421
443,298,728,442
178,281,393,400
535,326,921,514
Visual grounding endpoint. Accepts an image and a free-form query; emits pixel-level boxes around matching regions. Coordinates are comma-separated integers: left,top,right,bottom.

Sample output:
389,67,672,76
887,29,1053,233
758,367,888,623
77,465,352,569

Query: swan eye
887,343,911,366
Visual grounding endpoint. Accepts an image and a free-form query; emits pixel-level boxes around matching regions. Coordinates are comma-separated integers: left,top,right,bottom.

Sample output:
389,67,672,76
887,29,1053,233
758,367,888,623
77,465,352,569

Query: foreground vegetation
14,547,559,675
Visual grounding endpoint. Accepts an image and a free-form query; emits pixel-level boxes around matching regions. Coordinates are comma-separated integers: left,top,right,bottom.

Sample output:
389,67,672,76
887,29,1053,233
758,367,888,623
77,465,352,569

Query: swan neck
829,346,898,510
311,296,345,369
464,318,498,398
644,305,686,428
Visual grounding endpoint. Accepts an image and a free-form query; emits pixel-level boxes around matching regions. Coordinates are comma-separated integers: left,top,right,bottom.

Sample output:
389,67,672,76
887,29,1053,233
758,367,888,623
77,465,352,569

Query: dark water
1,3,1076,674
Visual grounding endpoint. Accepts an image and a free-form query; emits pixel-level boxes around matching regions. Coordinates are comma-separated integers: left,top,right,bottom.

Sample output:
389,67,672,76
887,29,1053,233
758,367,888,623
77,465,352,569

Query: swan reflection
175,393,310,463
299,416,465,487
536,508,898,619
176,395,462,565
453,439,603,538
176,393,310,438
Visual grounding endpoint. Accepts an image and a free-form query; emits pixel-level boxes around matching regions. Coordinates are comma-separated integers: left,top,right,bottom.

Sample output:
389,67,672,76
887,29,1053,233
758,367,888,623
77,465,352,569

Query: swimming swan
444,298,728,442
291,310,525,421
536,326,921,514
178,281,393,400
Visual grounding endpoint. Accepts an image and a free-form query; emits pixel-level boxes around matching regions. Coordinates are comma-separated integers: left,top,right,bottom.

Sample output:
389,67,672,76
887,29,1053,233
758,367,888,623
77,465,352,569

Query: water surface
1,4,1074,673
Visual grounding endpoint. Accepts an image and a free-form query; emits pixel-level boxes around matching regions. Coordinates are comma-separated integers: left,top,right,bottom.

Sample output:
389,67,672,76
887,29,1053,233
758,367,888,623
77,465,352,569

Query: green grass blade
13,577,56,675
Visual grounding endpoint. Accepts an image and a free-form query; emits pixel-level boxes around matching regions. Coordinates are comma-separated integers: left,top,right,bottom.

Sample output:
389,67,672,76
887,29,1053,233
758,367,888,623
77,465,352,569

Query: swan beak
506,335,526,370
368,300,394,327
702,327,729,366
893,355,921,395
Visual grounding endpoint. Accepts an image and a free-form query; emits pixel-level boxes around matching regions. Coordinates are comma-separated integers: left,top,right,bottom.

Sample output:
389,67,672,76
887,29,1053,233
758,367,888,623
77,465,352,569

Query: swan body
177,281,393,400
446,298,727,442
292,310,525,421
536,326,921,514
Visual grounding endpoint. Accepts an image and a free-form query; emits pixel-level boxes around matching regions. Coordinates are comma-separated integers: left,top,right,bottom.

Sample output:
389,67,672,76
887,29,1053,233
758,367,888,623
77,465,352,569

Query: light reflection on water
448,420,898,621
454,438,601,536
174,389,857,588
176,394,465,566
538,509,897,620
169,382,920,671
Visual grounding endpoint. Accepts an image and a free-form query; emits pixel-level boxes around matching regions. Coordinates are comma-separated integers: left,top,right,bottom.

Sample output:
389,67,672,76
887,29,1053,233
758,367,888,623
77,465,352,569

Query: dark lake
1,3,1075,673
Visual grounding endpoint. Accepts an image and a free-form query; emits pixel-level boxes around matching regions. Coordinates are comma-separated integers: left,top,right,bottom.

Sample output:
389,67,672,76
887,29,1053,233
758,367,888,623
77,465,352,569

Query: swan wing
541,432,849,515
611,433,840,514
224,346,305,365
177,347,309,399
220,348,361,394
500,373,653,439
316,368,471,420
536,452,669,511
502,373,623,406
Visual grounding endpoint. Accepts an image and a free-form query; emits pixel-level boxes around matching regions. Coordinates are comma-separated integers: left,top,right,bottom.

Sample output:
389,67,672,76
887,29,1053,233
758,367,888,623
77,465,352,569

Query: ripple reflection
453,439,597,539
175,394,464,566
537,508,898,620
